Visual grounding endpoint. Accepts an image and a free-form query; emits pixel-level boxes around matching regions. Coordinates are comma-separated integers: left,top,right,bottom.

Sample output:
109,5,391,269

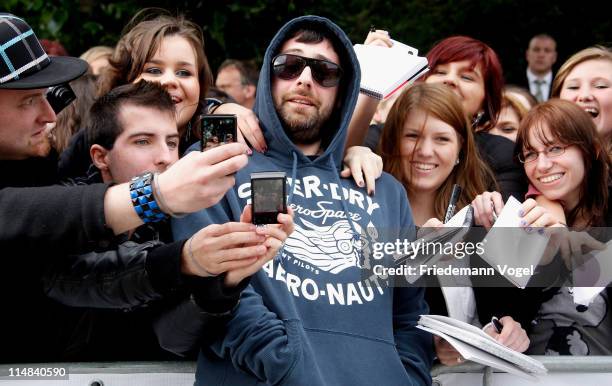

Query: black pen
443,184,462,224
491,316,503,333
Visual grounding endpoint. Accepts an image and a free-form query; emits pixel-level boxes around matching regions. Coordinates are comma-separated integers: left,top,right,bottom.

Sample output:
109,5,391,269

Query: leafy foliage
5,0,611,82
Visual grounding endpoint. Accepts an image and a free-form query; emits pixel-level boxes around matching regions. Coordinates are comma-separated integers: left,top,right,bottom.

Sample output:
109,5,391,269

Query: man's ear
244,84,256,100
90,144,112,180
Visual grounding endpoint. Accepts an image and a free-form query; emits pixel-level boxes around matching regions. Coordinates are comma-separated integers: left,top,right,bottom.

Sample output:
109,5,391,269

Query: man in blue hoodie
169,15,434,385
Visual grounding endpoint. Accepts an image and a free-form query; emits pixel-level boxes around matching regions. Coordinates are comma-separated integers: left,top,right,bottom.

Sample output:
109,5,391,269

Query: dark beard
278,109,323,144
277,98,336,145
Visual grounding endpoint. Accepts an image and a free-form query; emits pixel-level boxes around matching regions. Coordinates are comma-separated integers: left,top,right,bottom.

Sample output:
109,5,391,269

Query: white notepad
418,314,547,379
353,39,429,100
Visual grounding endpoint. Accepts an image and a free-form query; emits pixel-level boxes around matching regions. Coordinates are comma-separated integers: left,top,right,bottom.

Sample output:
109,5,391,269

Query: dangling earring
472,111,484,127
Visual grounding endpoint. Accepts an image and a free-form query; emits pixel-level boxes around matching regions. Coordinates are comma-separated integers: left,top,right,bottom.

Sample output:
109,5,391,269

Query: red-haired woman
348,35,527,201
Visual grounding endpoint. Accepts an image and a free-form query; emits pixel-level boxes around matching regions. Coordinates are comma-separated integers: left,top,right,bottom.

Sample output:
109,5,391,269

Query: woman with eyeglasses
513,99,612,355
521,47,612,228
468,100,608,355
497,47,612,255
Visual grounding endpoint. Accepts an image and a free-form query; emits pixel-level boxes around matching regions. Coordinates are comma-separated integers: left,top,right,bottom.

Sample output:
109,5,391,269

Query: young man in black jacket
0,13,252,363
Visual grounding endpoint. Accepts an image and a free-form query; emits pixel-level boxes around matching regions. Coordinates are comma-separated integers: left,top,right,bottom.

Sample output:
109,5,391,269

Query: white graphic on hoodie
283,217,363,274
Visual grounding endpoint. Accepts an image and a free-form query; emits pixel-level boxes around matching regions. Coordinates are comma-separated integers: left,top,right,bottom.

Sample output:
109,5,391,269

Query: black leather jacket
39,168,245,360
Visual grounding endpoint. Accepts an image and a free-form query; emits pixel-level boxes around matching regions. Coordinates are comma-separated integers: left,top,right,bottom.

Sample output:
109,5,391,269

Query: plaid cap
0,13,87,89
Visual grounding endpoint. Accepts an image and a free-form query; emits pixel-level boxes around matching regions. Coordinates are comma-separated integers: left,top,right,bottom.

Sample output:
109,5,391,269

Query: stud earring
455,159,460,165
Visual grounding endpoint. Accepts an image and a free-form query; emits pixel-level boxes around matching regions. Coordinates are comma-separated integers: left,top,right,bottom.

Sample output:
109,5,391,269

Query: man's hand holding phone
224,205,294,287
181,202,294,287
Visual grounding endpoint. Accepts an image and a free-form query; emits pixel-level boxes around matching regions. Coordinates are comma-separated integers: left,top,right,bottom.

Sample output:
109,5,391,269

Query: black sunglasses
272,53,343,87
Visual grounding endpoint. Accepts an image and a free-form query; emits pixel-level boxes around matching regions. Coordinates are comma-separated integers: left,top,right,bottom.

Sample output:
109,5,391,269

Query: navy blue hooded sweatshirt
173,15,433,386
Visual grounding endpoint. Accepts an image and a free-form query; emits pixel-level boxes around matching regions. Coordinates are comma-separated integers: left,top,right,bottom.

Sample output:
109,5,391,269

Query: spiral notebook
353,40,429,100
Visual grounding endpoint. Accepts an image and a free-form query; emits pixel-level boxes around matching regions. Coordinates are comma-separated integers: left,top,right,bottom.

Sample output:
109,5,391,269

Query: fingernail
358,181,364,187
520,220,526,226
526,226,533,233
246,148,253,155
518,209,524,216
538,229,544,235
263,146,268,153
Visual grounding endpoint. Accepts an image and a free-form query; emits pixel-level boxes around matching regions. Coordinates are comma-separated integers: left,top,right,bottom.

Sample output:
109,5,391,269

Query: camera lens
46,83,76,114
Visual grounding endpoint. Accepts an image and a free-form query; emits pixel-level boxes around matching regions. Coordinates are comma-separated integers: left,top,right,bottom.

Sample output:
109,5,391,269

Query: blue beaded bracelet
129,172,168,223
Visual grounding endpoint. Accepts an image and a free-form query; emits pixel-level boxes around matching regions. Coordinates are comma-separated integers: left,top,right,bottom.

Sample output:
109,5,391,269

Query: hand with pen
434,315,530,366
471,191,557,230
483,316,530,353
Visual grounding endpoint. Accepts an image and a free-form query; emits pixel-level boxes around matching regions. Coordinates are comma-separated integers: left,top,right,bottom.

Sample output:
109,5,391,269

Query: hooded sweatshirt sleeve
209,286,307,384
172,191,309,383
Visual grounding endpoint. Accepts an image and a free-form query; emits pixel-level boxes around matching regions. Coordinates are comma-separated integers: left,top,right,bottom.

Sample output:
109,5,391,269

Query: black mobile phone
198,114,237,151
251,171,287,225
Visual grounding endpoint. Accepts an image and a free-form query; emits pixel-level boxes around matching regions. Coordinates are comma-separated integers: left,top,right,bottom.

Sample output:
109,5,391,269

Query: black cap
0,13,88,89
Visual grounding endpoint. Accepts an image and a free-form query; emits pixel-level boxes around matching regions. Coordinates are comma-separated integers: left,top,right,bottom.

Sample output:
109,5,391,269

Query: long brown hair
516,99,612,226
380,83,496,219
98,9,212,134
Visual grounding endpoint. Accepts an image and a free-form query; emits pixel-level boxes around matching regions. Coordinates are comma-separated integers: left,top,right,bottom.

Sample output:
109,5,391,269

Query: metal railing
432,356,612,386
2,357,612,385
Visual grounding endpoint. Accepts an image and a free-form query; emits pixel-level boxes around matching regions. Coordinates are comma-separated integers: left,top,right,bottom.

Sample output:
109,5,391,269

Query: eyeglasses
518,145,569,163
272,53,343,87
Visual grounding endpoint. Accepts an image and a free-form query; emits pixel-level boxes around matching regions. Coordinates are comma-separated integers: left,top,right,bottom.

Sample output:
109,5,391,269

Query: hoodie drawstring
287,151,298,205
276,151,299,265
329,154,361,242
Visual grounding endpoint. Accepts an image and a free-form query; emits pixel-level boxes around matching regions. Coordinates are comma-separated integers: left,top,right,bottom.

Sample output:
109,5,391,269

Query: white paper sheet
479,196,550,288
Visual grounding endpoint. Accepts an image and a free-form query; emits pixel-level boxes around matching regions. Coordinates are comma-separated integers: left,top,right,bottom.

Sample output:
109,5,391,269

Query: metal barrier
432,356,612,385
2,357,612,385
0,362,196,386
